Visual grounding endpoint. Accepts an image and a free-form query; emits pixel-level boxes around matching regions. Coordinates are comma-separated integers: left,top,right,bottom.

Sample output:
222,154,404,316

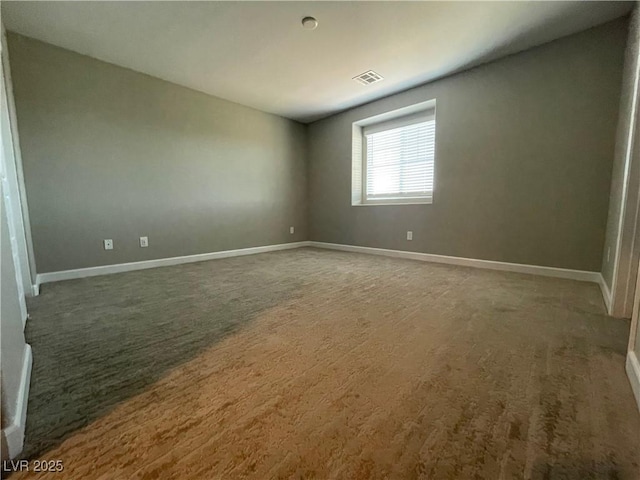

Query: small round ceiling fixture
302,16,318,30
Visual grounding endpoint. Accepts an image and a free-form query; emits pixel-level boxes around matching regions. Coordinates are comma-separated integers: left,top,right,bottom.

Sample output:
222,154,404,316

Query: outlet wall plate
140,236,149,248
103,239,113,250
407,231,413,241
290,226,295,234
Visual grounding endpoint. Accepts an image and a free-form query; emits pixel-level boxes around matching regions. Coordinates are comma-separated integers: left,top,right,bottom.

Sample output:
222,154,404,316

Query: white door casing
1,27,33,324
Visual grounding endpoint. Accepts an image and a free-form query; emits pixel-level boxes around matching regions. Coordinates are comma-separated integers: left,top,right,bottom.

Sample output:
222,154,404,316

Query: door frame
626,258,640,412
1,26,37,308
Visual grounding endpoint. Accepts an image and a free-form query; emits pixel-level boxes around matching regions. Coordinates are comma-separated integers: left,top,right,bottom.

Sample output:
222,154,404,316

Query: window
352,101,436,206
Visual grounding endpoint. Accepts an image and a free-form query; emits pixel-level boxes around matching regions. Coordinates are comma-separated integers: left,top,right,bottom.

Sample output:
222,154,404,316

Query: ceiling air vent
353,70,384,86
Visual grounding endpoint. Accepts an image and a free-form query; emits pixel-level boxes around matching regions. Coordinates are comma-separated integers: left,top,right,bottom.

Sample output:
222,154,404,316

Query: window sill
352,199,433,207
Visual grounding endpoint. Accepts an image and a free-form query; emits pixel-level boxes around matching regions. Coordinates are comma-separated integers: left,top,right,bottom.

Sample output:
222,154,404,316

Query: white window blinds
363,111,435,202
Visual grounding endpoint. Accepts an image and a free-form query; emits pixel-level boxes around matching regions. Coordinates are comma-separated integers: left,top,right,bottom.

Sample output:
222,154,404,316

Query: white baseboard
597,274,613,314
2,344,32,460
35,240,605,300
36,241,311,284
626,350,640,414
308,241,601,283
30,283,39,297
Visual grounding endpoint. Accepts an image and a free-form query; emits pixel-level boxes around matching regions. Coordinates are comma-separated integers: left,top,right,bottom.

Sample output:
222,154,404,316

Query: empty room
2,1,640,478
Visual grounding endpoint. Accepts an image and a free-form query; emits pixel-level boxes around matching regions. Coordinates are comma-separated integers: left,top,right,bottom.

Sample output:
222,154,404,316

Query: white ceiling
1,1,633,123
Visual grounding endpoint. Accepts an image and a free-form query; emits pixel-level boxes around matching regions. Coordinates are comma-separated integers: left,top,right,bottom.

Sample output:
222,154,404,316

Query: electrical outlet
140,236,149,248
290,226,295,235
407,231,413,241
103,239,113,250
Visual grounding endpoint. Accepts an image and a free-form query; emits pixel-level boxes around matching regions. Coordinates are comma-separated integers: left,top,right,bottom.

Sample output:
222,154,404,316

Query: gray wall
1,188,27,430
8,33,308,273
308,19,627,272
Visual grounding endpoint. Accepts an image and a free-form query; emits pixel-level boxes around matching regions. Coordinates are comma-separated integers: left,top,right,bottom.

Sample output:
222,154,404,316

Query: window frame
351,100,436,207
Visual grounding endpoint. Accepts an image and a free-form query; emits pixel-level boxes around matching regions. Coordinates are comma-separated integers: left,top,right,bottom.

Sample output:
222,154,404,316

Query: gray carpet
19,248,640,479
23,249,307,458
